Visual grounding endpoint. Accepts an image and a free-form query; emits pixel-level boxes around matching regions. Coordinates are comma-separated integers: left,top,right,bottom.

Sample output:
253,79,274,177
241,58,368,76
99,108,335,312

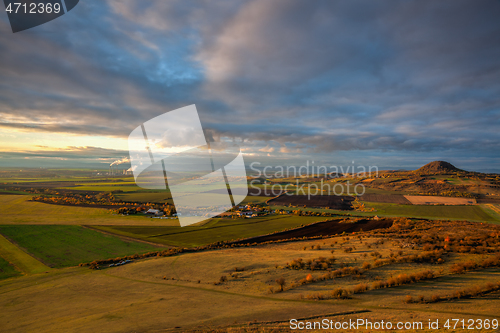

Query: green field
0,225,163,268
0,195,179,226
115,192,270,205
59,185,141,192
364,202,497,222
270,201,499,223
0,255,22,279
269,204,354,215
0,233,50,274
94,215,329,247
241,195,270,203
481,204,500,221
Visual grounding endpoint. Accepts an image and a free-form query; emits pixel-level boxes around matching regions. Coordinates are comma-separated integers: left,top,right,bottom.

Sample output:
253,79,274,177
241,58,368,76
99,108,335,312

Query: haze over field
0,1,499,171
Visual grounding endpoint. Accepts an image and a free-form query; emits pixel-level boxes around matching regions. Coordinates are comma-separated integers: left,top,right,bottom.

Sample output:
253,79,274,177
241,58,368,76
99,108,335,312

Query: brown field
404,195,476,205
2,217,500,332
478,198,500,204
206,187,288,197
359,193,412,204
268,195,355,210
232,218,393,244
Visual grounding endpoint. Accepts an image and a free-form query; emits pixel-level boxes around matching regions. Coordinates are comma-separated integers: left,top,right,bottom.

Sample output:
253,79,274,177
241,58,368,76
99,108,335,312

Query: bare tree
276,277,286,291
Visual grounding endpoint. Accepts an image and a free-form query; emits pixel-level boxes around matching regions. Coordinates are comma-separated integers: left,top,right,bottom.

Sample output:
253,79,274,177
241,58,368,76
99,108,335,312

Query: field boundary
82,225,170,247
142,215,294,239
0,233,50,274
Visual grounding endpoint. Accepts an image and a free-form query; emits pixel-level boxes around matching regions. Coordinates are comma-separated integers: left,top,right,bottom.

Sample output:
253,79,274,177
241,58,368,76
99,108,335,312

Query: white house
145,209,162,216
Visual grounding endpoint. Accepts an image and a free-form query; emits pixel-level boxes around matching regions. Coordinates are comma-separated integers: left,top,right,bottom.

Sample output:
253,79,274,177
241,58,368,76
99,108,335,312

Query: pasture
360,193,412,204
0,233,50,274
114,191,172,203
1,218,500,332
0,255,21,280
0,225,163,268
94,215,330,248
0,195,179,226
404,195,476,205
58,185,141,192
364,202,496,222
267,194,354,210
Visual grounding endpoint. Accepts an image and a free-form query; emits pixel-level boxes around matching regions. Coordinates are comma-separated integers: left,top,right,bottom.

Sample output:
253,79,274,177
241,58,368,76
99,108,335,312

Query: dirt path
82,225,170,248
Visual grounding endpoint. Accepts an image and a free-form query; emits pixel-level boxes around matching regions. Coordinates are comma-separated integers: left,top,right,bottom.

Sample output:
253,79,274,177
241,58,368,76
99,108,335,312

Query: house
145,209,162,216
238,211,254,217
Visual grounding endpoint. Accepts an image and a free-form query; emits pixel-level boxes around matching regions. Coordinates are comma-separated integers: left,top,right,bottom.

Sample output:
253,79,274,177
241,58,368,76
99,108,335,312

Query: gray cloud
0,0,499,169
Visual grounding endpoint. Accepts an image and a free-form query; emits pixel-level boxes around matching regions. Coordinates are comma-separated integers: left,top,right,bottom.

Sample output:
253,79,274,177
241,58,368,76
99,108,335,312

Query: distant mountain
415,161,463,174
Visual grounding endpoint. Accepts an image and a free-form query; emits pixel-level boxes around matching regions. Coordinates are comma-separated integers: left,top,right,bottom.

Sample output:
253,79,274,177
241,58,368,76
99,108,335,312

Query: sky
0,0,499,172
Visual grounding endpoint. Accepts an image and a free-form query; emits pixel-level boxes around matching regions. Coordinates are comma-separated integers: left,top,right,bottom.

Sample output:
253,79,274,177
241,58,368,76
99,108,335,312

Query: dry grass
404,195,476,205
1,218,500,332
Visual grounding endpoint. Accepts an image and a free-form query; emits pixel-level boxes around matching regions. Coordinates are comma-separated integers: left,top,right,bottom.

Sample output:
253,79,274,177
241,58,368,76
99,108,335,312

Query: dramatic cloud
0,0,499,170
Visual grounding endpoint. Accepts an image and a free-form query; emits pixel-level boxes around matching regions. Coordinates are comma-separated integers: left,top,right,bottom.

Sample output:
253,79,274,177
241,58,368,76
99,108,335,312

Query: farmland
231,218,393,244
0,225,163,268
360,193,412,204
0,163,499,332
1,218,500,332
93,215,332,248
404,195,476,205
0,195,180,226
363,202,497,222
0,255,21,279
0,233,50,274
268,194,355,209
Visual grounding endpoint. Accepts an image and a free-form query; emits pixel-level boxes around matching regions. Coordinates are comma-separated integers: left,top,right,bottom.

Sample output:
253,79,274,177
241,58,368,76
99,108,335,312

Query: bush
430,294,441,303
306,292,325,300
352,283,369,294
362,262,371,270
276,277,286,291
404,295,414,304
372,280,387,289
330,288,350,299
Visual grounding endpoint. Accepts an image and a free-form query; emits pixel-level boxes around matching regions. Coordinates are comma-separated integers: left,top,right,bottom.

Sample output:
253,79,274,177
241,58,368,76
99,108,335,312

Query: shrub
362,262,371,270
330,288,350,299
276,277,286,291
306,292,325,300
352,283,369,294
404,295,414,304
372,280,387,289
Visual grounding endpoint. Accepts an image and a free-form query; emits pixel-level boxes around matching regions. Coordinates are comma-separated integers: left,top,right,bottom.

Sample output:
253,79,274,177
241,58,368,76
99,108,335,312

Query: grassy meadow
94,215,330,247
0,255,22,279
1,167,500,332
0,195,180,226
0,225,163,268
0,233,50,274
1,228,499,332
363,202,497,222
